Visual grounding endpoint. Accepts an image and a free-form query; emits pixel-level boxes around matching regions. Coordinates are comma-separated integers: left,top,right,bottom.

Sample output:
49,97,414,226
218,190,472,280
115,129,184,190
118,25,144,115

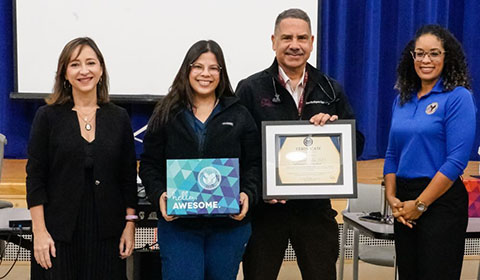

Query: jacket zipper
200,101,235,157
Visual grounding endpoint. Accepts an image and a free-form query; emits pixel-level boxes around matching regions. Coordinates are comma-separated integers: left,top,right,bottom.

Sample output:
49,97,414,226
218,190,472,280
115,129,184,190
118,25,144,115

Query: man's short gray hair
274,8,311,33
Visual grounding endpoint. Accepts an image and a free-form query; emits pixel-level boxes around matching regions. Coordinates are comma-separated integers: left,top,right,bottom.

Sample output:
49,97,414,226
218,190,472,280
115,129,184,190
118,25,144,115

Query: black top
26,102,137,242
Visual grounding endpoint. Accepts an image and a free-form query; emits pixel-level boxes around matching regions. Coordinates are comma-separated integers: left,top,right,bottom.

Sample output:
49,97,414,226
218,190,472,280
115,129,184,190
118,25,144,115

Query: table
0,208,32,251
339,212,480,280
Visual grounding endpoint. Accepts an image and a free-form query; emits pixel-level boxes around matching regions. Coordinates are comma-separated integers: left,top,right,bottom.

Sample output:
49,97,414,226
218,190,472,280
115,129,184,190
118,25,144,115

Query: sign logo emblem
198,167,222,190
425,102,439,115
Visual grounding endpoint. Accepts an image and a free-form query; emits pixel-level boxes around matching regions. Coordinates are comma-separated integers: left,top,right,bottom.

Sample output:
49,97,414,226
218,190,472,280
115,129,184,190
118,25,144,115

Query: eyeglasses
189,63,222,75
410,50,446,61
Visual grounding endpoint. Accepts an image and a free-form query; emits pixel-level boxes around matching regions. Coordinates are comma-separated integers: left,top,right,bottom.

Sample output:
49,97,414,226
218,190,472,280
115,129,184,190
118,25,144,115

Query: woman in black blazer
26,37,137,280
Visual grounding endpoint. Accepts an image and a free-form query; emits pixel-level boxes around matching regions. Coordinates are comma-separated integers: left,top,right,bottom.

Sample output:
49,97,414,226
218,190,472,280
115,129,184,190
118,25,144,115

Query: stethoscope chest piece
271,93,281,103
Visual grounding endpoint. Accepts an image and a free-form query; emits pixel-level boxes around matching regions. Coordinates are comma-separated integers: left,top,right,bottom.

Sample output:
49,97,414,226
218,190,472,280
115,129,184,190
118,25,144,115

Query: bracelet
125,214,138,221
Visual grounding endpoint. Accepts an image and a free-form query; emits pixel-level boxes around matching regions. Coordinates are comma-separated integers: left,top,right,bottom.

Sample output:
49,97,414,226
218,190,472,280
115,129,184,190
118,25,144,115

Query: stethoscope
271,73,338,105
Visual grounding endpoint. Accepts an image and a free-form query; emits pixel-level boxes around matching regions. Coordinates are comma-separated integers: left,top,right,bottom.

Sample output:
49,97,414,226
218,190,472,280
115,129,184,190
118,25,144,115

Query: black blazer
26,102,137,242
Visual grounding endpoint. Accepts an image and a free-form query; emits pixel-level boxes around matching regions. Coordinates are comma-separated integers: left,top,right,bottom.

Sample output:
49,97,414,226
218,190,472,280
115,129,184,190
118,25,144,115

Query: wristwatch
415,200,428,212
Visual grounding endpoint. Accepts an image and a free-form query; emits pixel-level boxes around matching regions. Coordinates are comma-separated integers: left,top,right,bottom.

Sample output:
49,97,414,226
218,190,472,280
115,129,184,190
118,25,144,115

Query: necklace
74,108,97,131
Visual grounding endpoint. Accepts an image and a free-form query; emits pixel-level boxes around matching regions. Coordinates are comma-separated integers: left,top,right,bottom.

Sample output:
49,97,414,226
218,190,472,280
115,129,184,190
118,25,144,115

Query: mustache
285,50,304,55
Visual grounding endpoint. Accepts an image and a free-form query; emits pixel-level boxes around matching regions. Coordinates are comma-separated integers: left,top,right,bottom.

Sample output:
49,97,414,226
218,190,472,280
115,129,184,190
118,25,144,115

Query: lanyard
277,71,309,116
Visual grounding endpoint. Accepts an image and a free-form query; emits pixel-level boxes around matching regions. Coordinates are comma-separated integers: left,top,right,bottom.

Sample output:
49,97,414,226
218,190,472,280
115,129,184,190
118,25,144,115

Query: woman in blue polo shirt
384,25,476,279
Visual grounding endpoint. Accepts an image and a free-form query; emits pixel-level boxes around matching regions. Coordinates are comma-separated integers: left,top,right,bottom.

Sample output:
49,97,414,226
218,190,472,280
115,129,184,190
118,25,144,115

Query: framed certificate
262,120,357,199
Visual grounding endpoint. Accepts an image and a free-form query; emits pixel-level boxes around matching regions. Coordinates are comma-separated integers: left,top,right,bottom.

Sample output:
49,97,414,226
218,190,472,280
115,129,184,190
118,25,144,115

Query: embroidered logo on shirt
425,102,439,115
261,98,274,107
305,100,323,105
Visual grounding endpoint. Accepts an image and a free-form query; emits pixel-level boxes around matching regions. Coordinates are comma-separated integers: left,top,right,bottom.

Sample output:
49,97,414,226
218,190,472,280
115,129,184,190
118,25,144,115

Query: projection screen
13,0,318,101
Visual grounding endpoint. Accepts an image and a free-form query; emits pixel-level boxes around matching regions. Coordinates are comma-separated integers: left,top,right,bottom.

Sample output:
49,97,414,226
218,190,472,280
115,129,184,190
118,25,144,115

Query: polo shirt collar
278,65,306,88
417,78,444,100
431,78,444,93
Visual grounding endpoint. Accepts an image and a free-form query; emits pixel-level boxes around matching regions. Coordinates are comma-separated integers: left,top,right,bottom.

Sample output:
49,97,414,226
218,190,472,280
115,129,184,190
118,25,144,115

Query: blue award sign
166,158,240,216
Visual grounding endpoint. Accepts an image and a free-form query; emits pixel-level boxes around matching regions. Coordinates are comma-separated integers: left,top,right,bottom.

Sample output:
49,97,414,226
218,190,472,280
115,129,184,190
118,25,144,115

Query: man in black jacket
236,8,364,280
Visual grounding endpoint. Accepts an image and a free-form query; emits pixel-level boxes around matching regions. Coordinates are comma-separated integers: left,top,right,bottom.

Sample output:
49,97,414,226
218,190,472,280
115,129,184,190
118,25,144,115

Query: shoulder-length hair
395,24,471,104
149,40,234,129
46,37,109,105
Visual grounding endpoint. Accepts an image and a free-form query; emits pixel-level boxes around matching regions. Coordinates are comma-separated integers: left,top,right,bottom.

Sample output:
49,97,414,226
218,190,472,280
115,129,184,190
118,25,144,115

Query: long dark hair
46,37,109,105
395,24,471,104
149,40,234,129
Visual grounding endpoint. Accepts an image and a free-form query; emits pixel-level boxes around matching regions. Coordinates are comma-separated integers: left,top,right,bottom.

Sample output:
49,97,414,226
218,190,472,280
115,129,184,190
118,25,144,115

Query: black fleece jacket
140,96,260,227
236,59,365,210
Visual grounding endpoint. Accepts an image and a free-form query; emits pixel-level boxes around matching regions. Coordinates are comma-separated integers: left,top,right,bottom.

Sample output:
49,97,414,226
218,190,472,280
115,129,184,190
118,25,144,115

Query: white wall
15,0,317,97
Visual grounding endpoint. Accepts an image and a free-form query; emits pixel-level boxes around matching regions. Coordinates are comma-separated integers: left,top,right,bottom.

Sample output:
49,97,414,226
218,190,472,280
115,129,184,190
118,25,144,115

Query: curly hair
395,24,471,104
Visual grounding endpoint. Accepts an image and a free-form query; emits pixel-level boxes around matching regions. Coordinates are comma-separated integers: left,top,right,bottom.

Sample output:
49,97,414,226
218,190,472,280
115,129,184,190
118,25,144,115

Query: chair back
0,133,6,180
346,183,383,213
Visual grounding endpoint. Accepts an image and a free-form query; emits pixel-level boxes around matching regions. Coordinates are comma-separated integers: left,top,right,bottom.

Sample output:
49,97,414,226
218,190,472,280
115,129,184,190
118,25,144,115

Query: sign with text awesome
166,158,240,216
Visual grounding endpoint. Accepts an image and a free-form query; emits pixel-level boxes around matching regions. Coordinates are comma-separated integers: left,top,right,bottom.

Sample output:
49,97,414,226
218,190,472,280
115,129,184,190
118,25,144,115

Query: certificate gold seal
277,135,341,184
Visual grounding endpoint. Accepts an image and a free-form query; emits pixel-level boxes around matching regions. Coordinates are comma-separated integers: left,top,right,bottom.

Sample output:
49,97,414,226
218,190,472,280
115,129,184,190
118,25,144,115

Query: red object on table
464,178,480,217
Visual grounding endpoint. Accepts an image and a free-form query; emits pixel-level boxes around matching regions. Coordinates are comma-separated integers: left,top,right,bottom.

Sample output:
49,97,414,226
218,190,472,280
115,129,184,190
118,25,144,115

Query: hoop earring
63,80,71,89
98,77,103,86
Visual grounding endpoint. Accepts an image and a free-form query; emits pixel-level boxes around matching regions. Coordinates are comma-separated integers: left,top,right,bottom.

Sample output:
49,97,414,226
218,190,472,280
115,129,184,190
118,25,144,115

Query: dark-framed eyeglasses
189,63,222,75
410,49,446,62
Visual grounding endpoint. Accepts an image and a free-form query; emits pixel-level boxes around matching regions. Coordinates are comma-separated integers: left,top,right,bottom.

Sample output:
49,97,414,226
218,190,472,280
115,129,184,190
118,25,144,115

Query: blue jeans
157,219,251,280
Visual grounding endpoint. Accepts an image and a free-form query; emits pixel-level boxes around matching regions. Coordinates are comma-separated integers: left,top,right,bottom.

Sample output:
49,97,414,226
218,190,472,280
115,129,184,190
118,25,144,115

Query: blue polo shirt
383,80,476,181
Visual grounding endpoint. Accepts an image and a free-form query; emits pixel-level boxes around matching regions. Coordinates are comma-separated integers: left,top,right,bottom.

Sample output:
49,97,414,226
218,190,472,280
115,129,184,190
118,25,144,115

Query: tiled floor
257,259,480,280
3,259,480,280
0,261,30,279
